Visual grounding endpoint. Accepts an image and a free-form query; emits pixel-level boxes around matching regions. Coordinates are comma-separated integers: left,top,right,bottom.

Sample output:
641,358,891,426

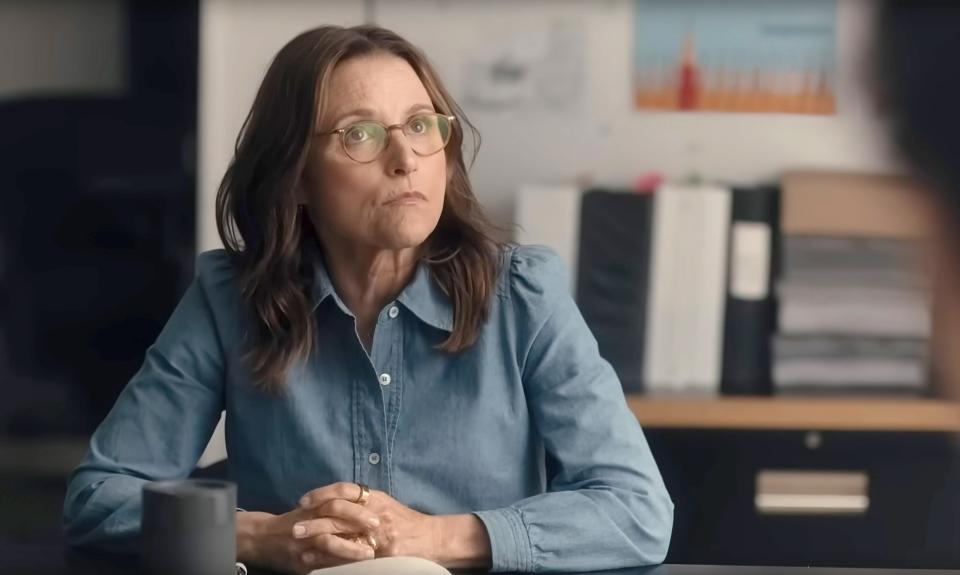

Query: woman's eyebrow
333,103,435,125
403,103,436,116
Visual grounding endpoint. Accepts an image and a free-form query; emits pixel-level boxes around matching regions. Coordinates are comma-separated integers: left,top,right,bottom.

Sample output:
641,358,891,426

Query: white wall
198,0,894,251
379,0,896,227
0,0,126,100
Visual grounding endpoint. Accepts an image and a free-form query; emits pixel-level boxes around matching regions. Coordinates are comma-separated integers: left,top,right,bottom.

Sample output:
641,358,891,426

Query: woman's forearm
434,513,492,569
236,511,270,564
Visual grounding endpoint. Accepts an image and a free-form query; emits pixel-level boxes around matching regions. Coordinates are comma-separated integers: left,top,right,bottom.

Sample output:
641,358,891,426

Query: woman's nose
384,129,418,176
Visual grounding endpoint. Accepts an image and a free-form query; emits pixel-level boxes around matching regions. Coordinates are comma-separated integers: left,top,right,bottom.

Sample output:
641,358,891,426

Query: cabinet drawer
645,429,960,568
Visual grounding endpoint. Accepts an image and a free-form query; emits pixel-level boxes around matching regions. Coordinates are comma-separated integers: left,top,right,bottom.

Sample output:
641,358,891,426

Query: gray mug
141,479,238,575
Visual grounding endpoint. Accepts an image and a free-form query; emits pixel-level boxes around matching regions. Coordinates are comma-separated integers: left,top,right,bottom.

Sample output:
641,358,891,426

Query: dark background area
0,0,199,551
1,0,198,437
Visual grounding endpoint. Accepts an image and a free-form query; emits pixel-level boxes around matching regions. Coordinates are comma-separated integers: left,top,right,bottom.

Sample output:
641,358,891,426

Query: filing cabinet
646,429,960,568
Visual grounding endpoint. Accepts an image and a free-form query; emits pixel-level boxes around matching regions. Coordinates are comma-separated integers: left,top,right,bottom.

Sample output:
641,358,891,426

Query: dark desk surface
5,538,959,575
644,568,960,575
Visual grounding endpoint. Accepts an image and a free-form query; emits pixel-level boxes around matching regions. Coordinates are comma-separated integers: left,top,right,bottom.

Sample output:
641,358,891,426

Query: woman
62,25,673,574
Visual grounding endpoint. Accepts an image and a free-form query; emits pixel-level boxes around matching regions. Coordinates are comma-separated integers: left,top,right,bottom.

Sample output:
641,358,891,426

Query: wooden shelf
626,395,960,432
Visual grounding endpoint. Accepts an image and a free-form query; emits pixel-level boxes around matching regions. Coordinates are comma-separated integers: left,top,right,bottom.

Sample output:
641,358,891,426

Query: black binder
575,189,654,392
720,185,780,395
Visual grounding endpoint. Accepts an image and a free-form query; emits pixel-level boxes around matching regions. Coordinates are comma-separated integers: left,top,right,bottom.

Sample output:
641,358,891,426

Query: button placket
364,303,399,485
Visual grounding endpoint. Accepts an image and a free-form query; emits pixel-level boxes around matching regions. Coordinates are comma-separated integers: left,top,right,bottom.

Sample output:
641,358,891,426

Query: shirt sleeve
62,253,230,553
472,245,674,572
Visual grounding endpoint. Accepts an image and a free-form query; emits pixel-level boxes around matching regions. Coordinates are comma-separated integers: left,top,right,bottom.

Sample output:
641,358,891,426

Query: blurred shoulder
195,249,242,293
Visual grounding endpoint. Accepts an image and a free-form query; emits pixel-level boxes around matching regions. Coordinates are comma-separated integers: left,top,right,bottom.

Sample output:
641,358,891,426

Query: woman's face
301,53,447,253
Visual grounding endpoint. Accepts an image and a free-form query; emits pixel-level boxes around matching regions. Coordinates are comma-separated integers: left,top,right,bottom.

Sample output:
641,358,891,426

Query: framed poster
633,0,837,115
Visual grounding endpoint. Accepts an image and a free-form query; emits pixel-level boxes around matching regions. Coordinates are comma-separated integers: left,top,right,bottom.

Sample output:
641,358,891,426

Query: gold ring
353,483,370,506
365,532,379,551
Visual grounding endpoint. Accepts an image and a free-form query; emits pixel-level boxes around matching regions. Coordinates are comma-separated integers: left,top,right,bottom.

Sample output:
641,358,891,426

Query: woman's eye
409,119,427,134
346,127,370,143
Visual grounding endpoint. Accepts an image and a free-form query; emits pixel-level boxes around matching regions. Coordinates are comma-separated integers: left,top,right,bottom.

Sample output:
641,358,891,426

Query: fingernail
299,497,309,508
364,548,375,559
368,517,380,528
302,552,315,564
293,523,307,537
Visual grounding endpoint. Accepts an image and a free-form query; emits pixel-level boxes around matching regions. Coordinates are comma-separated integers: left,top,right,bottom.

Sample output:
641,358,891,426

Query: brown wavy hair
215,25,502,394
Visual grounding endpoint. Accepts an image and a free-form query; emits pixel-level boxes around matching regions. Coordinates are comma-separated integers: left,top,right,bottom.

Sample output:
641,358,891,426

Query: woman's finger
318,499,380,529
299,482,363,509
301,533,375,565
292,514,378,539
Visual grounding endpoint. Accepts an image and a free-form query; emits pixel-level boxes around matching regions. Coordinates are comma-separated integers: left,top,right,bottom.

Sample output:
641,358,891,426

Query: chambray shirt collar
396,262,454,333
306,239,453,333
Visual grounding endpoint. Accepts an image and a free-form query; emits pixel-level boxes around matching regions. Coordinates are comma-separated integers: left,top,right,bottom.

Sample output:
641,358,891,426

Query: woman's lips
384,191,427,205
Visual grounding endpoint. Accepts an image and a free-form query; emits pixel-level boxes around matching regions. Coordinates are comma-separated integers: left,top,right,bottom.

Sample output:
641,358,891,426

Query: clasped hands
248,481,442,573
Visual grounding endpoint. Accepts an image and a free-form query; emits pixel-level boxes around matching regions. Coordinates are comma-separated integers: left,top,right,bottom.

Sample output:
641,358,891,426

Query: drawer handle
755,470,869,516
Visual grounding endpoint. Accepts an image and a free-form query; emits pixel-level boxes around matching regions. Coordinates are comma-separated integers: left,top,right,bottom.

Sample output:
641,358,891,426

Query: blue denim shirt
63,243,673,572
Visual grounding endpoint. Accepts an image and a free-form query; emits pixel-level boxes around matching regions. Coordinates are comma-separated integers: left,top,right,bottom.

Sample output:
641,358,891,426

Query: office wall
197,0,895,250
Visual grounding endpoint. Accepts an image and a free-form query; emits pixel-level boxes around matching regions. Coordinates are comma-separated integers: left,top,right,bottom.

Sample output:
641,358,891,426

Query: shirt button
379,373,392,386
388,306,399,319
368,452,381,465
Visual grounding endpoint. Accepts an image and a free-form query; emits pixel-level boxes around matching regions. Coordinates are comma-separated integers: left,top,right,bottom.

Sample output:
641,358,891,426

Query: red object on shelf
634,172,663,194
678,32,700,110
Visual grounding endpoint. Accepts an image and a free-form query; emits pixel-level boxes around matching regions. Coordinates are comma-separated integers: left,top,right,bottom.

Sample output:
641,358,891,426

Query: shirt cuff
472,507,533,572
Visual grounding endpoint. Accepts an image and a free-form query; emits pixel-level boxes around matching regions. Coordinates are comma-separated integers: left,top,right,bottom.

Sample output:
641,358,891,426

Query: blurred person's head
215,26,500,392
877,2,960,218
876,2,960,395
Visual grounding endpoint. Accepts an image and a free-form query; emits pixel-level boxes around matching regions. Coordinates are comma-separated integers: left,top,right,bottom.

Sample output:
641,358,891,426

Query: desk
627,396,960,432
4,540,960,575
645,569,960,575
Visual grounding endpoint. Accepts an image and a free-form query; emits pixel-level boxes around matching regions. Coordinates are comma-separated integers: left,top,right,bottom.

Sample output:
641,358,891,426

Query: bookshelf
626,395,960,432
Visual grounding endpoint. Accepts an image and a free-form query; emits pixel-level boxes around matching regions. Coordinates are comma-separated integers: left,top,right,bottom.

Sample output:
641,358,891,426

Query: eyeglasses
318,112,456,163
